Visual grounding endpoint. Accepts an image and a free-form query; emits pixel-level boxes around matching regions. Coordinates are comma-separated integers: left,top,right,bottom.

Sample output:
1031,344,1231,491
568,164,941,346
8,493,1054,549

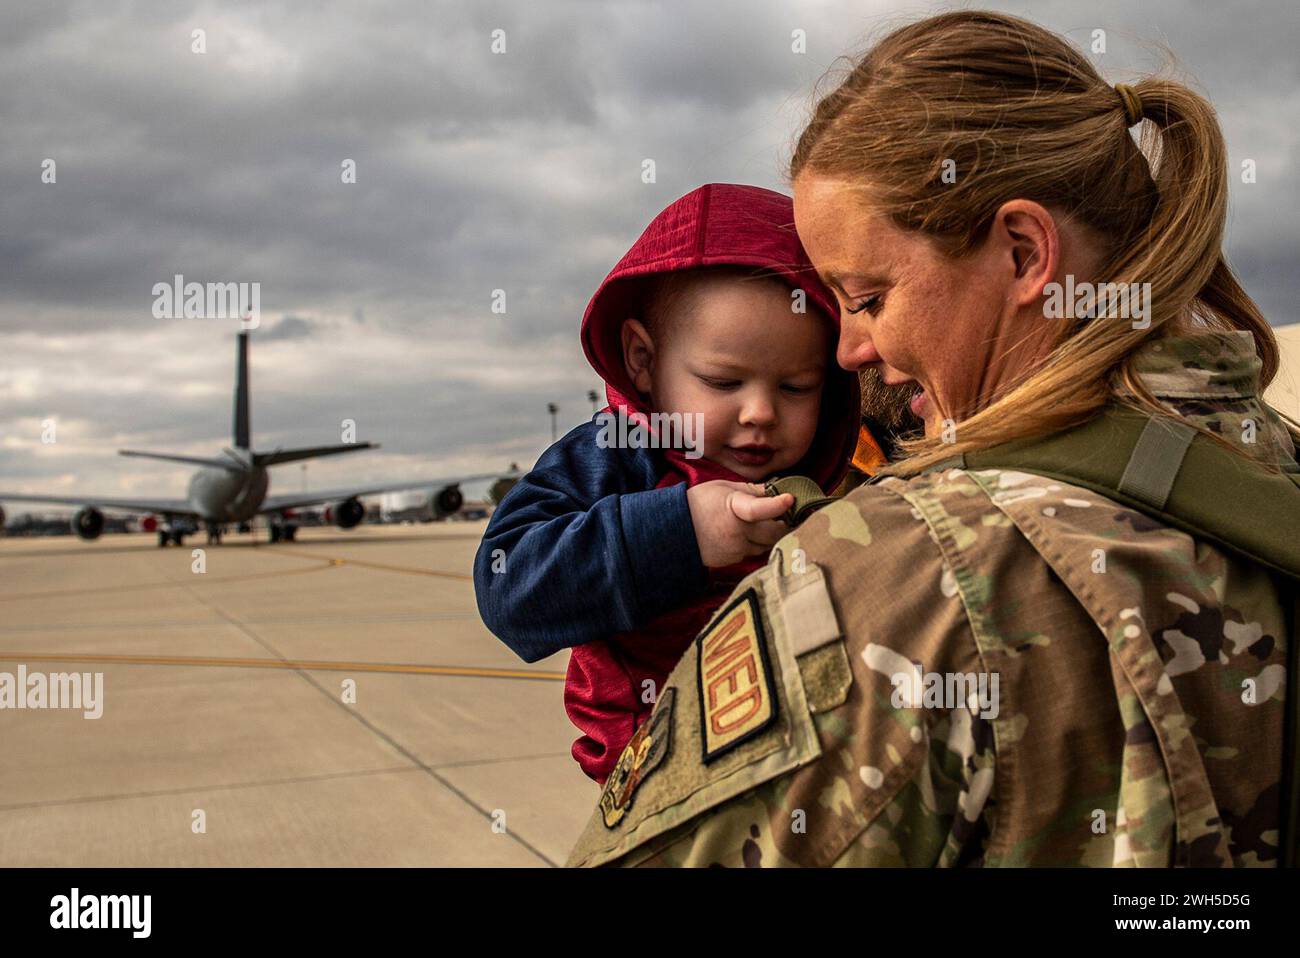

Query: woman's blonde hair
790,10,1293,474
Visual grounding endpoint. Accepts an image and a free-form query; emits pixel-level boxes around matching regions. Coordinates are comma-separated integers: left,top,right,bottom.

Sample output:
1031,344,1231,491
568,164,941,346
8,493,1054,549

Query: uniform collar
1129,330,1261,399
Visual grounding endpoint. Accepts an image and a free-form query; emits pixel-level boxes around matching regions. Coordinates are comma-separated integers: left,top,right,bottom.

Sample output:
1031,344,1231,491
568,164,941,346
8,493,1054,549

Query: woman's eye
846,293,883,316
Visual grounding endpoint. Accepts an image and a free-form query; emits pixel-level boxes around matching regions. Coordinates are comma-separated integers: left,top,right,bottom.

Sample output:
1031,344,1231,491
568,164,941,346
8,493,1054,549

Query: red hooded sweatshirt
568,183,859,782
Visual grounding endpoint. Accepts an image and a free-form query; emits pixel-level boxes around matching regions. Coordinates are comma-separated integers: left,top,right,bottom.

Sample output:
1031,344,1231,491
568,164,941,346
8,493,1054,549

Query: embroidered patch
697,588,777,763
599,687,675,829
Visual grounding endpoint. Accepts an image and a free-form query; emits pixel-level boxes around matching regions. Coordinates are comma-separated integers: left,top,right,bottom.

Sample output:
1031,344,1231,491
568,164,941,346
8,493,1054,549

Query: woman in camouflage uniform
567,11,1299,867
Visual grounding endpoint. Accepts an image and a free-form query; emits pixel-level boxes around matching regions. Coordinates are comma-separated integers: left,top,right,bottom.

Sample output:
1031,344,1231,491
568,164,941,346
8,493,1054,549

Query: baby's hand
686,480,793,569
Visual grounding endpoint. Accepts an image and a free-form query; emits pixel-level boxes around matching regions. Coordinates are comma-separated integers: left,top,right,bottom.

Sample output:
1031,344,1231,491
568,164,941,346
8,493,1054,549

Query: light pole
547,402,558,442
587,389,599,415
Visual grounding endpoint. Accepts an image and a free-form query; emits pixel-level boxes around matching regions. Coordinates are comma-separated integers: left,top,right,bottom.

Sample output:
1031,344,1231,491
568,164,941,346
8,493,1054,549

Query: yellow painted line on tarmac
267,546,472,581
0,544,473,603
0,556,342,602
0,652,564,681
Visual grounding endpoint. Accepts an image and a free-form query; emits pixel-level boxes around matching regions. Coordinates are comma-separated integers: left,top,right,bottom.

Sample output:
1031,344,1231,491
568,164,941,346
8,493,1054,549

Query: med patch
599,687,675,829
697,588,777,762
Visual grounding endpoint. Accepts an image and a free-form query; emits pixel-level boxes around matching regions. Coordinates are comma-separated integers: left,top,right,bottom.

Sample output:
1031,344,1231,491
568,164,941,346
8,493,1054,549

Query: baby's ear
621,318,655,395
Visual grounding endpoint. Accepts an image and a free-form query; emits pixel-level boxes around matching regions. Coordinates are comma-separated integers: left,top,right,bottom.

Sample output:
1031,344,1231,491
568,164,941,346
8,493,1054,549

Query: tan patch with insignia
599,687,675,828
697,589,777,762
567,568,827,867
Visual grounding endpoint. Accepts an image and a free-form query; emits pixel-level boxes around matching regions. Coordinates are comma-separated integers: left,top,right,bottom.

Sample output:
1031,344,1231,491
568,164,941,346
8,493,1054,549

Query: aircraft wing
0,492,198,516
257,471,524,514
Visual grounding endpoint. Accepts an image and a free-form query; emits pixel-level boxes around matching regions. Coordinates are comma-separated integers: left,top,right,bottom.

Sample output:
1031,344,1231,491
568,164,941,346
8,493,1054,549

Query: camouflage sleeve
566,477,998,867
567,453,1290,867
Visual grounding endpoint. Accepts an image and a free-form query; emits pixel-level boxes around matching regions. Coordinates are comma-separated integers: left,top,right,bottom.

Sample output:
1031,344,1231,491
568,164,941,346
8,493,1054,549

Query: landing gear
157,530,186,547
269,522,298,543
206,522,224,545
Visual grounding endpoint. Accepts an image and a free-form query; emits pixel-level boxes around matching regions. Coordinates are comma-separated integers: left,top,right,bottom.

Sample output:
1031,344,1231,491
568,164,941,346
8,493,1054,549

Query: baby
473,184,858,782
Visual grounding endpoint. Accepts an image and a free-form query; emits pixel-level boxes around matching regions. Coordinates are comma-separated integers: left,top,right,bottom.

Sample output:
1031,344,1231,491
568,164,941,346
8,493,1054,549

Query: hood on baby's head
578,183,860,492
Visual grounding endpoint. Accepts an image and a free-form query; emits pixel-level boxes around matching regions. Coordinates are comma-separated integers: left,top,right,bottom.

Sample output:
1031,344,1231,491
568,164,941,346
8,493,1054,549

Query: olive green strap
1117,416,1197,510
765,476,836,526
955,408,1300,582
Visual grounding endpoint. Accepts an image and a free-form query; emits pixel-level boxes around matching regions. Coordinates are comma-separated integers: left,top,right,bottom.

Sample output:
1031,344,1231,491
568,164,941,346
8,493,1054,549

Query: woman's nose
836,317,882,372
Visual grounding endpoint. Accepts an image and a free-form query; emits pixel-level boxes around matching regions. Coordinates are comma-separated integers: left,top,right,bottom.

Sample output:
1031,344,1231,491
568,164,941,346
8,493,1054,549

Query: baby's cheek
795,399,823,448
777,401,821,468
701,426,731,463
697,398,734,449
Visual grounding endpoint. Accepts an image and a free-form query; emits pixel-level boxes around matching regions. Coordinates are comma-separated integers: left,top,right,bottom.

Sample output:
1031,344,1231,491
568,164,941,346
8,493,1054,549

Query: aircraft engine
432,485,463,519
487,476,519,506
335,497,365,529
74,506,106,540
140,515,158,533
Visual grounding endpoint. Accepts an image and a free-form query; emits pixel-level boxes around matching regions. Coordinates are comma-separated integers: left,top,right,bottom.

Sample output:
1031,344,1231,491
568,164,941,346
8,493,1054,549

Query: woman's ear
991,199,1059,309
621,318,656,395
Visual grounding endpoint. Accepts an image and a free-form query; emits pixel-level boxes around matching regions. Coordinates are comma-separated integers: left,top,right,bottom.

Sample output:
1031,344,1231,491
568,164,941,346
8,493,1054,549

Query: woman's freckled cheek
894,274,952,387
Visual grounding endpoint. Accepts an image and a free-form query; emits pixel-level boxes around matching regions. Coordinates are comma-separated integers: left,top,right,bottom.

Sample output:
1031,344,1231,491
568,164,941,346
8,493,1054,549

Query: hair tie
1114,83,1143,127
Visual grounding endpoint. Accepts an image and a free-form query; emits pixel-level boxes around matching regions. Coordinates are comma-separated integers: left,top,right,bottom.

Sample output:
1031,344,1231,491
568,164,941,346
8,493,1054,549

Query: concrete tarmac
0,522,596,867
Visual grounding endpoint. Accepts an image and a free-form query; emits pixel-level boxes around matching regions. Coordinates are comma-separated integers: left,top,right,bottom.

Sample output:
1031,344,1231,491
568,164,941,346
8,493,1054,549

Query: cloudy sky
2,0,1297,513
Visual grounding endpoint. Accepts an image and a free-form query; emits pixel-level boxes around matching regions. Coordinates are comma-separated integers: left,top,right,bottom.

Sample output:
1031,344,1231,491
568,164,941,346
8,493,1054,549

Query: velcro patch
697,589,777,763
599,687,675,829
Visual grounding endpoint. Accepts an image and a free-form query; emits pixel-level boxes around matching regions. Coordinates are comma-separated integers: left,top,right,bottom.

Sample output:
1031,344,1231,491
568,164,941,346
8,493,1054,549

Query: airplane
0,332,522,546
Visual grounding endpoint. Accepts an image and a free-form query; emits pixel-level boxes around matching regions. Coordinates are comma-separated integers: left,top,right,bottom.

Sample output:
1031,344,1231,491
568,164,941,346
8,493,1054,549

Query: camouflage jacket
566,331,1294,867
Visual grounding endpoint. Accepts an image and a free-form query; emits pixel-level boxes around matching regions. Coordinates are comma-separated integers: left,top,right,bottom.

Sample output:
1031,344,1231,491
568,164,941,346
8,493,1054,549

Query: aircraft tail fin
234,332,251,449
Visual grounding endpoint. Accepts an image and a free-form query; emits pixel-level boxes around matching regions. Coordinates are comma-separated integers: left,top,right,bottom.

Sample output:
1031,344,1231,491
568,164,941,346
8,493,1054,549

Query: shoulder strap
1117,416,1197,508
955,408,1300,581
943,407,1300,867
765,475,838,526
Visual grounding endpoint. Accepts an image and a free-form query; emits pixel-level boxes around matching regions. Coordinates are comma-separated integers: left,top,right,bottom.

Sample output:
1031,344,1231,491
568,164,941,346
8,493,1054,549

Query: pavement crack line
264,545,472,580
173,578,563,867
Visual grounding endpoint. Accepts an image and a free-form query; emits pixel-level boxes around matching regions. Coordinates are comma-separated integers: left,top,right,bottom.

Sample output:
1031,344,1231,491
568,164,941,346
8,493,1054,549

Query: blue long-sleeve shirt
473,420,709,663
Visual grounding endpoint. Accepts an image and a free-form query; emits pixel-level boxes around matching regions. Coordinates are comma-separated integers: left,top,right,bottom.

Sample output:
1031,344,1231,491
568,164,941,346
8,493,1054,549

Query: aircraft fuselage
186,464,269,522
